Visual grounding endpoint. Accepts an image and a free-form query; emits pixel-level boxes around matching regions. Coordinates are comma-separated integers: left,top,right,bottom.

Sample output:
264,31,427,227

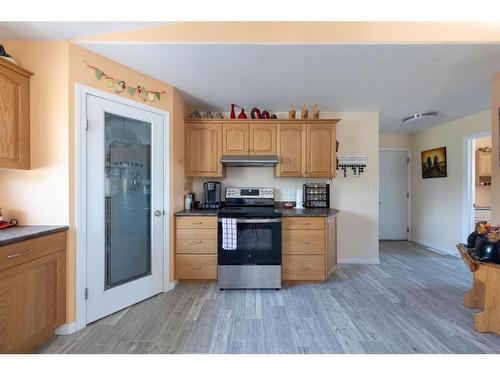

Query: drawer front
176,216,217,229
176,229,217,254
283,217,324,230
0,232,66,272
283,229,324,255
282,255,325,281
175,254,217,280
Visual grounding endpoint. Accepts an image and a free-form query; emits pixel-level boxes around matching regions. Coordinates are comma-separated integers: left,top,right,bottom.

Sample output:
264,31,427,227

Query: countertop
174,208,339,217
0,225,69,246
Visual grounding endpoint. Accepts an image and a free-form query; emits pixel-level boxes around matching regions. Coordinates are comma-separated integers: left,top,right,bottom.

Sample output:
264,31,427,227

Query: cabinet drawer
175,254,217,280
0,232,66,272
283,217,324,230
282,255,325,281
283,229,324,254
176,216,217,229
176,229,217,254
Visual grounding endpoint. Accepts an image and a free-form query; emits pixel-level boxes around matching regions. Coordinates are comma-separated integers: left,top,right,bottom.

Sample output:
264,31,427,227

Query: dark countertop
276,208,339,217
0,225,69,246
174,208,339,217
174,209,218,216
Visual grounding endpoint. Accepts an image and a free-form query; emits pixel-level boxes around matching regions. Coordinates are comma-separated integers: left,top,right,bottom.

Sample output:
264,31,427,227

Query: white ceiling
76,42,500,132
0,22,167,40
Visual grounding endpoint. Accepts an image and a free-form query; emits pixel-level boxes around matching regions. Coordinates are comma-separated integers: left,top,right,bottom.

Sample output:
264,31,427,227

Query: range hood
220,155,279,167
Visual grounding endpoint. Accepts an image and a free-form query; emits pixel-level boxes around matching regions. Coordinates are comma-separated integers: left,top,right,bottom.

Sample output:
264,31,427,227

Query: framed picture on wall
421,147,447,178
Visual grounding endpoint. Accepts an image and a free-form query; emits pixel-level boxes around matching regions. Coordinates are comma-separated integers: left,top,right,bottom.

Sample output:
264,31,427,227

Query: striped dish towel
222,218,237,250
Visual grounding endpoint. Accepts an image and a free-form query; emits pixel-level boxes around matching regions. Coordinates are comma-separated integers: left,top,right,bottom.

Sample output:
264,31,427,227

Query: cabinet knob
191,240,203,244
192,265,202,270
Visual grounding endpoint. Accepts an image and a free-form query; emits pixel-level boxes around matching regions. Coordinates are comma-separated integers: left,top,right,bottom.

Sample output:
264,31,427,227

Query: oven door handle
218,218,281,223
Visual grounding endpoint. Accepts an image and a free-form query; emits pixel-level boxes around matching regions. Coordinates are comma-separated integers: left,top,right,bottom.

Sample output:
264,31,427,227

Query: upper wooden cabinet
0,59,33,169
223,123,249,155
276,123,305,177
276,122,337,178
185,119,339,178
185,122,223,177
305,123,336,177
223,123,276,155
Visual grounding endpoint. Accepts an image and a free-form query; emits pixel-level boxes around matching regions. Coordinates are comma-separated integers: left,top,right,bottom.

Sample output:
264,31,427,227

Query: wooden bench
457,244,500,335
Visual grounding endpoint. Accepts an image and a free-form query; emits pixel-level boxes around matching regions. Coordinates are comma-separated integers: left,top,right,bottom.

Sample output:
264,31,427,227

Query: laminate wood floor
37,241,500,354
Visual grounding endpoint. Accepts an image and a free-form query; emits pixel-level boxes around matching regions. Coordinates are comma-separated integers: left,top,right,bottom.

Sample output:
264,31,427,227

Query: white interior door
379,150,409,240
86,94,165,323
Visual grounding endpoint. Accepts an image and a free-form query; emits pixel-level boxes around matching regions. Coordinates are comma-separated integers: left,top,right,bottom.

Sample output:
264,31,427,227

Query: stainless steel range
217,187,282,290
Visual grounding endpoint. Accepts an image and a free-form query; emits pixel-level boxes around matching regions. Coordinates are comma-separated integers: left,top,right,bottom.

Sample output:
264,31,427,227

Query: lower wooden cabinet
282,216,337,282
175,254,217,280
174,215,337,283
175,216,218,280
0,231,66,353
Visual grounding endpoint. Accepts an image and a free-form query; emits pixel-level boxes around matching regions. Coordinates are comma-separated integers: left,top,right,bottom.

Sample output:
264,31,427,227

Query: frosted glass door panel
105,113,152,289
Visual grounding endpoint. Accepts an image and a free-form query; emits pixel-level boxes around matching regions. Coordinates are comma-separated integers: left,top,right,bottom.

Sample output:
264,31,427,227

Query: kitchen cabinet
0,58,33,169
185,122,223,177
282,216,337,281
223,123,276,155
0,231,66,353
175,216,217,280
305,124,336,177
276,123,305,177
276,122,336,178
475,151,492,186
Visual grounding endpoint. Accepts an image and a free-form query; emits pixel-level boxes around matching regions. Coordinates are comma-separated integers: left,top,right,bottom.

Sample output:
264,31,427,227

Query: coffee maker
200,181,222,209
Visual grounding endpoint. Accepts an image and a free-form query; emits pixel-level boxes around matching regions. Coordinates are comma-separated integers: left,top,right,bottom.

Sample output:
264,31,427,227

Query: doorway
76,85,170,328
464,132,492,241
379,149,410,240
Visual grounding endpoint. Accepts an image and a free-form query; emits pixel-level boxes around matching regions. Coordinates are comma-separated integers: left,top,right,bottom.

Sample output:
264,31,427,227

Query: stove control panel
225,187,274,199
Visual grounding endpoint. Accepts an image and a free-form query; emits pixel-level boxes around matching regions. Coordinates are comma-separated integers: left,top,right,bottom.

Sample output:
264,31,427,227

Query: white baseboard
166,280,177,291
338,257,380,264
55,321,78,335
411,239,459,257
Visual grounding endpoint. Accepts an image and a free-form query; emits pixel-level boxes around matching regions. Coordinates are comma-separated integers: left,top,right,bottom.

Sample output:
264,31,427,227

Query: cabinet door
305,124,336,177
0,251,66,353
276,123,305,177
478,152,492,177
185,123,223,177
326,216,337,278
223,123,249,155
0,61,31,169
249,123,276,155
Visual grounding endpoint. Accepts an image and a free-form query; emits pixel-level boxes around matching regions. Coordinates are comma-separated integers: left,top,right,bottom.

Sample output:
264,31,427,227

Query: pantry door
85,93,166,323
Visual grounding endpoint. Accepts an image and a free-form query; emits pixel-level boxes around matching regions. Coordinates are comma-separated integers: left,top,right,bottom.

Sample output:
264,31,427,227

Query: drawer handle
192,222,203,225
191,240,203,244
6,249,33,259
301,223,311,226
303,241,310,244
192,265,202,269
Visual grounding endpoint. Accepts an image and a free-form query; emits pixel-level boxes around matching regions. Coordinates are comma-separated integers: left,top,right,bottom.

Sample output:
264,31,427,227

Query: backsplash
191,167,332,202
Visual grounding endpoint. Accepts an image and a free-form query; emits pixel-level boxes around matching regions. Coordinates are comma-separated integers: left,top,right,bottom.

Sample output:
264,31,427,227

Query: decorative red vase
251,107,262,119
230,104,236,119
238,108,247,119
262,110,270,119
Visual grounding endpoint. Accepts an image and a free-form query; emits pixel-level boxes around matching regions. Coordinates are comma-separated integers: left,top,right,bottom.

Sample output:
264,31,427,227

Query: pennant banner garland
85,61,165,102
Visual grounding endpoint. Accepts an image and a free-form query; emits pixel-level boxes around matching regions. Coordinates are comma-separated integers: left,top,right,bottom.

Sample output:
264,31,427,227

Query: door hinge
407,227,410,233
407,157,410,164
85,287,88,300
85,119,89,131
407,192,410,198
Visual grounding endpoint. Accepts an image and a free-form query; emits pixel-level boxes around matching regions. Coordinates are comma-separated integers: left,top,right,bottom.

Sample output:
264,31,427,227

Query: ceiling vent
402,112,438,126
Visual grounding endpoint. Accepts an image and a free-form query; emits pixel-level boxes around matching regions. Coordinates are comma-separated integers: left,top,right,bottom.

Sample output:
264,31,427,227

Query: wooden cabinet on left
0,59,33,169
0,231,66,353
185,121,223,177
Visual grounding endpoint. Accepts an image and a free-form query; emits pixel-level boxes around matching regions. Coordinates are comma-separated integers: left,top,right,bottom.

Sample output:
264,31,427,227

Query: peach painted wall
75,22,500,44
0,41,70,225
492,72,500,224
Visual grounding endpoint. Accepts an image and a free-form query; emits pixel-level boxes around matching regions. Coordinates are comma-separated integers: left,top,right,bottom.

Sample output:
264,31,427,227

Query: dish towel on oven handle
222,217,237,250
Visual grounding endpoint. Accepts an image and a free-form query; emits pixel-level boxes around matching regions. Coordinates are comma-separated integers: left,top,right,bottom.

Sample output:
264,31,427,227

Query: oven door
218,217,282,265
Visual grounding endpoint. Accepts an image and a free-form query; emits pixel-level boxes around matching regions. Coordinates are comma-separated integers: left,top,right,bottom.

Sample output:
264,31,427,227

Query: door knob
154,210,163,217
